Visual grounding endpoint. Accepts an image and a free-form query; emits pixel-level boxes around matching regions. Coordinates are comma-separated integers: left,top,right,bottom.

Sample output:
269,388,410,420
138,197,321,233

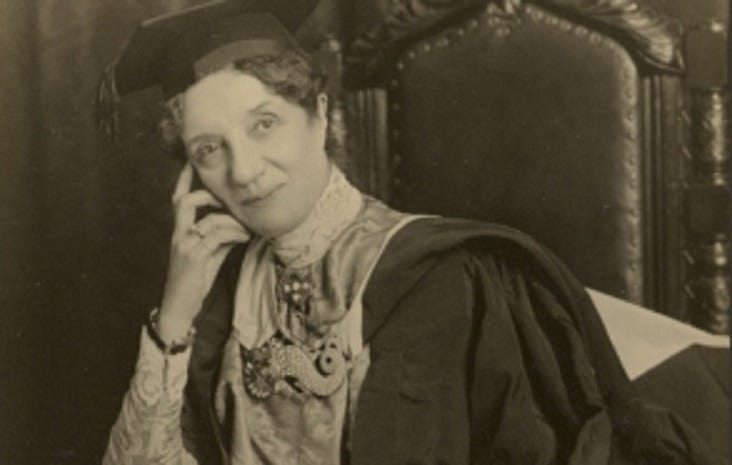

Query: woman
99,1,721,464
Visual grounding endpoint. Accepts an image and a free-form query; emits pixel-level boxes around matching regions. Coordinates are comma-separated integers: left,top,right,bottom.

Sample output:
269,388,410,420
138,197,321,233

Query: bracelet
145,308,196,355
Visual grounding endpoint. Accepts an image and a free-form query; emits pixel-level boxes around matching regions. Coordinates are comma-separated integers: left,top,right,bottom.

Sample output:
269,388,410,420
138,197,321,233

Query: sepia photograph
0,0,729,463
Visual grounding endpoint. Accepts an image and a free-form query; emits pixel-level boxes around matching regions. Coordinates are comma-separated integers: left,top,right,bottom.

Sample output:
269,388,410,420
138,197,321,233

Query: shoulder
361,216,591,339
381,216,586,299
364,215,574,306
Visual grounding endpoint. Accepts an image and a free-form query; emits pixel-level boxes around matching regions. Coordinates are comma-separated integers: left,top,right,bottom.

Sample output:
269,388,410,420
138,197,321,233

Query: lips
237,184,283,206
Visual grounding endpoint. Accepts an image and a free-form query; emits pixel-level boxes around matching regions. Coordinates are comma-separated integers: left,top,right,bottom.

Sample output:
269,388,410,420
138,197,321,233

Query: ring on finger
189,224,205,239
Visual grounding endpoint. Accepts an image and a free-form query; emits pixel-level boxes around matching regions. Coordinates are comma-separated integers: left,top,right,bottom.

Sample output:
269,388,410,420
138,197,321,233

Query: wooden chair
328,0,729,333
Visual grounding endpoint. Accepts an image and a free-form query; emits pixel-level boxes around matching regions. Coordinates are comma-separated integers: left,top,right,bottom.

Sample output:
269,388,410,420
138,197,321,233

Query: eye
253,116,278,133
191,141,221,162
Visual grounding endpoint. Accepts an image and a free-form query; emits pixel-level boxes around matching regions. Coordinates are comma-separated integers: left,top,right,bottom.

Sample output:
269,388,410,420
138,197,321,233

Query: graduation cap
96,0,318,141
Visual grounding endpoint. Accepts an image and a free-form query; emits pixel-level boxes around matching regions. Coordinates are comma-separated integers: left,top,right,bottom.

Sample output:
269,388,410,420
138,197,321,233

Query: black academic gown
181,217,722,465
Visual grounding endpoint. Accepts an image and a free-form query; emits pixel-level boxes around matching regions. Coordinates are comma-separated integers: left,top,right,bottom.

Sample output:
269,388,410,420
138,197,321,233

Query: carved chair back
340,0,730,329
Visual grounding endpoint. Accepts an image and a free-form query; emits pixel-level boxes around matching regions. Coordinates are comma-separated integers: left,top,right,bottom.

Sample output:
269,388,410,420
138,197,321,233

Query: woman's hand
157,164,250,343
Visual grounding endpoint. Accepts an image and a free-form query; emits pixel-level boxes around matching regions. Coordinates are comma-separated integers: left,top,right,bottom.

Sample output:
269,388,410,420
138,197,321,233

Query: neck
270,165,362,268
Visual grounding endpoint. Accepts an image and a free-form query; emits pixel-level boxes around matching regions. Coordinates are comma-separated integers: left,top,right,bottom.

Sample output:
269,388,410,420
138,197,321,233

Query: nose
228,136,265,186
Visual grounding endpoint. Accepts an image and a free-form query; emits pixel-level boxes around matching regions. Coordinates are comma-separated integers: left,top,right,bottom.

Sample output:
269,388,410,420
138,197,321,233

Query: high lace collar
269,165,362,268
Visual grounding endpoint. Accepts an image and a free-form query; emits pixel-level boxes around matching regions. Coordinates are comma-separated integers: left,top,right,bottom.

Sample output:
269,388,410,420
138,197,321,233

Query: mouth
238,184,283,206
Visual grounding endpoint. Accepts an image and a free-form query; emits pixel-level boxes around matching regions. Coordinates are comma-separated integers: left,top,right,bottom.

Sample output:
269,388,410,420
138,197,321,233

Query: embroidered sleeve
103,327,199,465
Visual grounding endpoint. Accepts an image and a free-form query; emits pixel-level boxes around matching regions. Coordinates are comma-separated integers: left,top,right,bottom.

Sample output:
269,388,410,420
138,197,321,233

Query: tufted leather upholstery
385,4,647,303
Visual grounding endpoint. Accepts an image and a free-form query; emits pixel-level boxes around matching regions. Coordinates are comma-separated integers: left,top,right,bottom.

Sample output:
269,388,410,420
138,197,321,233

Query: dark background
0,0,726,464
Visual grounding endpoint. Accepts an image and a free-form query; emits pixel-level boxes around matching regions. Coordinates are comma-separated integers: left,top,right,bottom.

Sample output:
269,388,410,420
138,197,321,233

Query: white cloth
590,288,729,380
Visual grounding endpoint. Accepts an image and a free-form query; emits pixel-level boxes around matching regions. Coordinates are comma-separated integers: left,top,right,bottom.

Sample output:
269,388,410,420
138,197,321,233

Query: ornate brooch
240,333,347,400
241,262,346,400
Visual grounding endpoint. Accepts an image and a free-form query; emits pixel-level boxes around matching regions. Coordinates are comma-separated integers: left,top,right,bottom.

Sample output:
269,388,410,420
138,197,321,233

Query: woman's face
181,69,330,238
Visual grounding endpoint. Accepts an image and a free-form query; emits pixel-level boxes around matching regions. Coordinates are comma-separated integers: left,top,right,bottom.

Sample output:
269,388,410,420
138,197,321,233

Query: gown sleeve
102,325,199,465
466,245,723,465
355,241,723,465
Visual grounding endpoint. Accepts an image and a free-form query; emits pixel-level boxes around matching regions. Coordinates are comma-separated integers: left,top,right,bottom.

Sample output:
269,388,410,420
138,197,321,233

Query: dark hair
159,49,329,156
232,50,327,115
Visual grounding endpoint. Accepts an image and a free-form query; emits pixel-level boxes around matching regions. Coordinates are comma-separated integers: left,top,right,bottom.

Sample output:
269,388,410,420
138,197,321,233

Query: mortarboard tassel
95,60,120,143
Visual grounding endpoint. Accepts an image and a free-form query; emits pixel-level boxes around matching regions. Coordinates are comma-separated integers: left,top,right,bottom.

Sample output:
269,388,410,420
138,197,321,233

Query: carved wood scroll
345,0,683,86
533,0,683,71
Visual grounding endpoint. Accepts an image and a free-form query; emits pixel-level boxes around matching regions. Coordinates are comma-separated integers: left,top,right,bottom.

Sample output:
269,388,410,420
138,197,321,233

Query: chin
237,208,307,239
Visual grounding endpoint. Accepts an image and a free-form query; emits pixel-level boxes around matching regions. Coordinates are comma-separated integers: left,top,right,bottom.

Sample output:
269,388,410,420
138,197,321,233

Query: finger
174,222,244,253
171,163,194,204
174,191,224,234
176,189,222,212
174,232,202,253
195,214,247,236
197,227,251,253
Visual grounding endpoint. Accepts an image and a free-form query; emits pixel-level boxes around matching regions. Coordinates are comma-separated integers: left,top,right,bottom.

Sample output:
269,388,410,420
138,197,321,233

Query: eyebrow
246,99,278,114
187,134,217,144
185,99,280,144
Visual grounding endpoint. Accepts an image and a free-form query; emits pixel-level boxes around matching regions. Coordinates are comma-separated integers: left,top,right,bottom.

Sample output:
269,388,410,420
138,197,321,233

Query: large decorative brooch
240,332,347,400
